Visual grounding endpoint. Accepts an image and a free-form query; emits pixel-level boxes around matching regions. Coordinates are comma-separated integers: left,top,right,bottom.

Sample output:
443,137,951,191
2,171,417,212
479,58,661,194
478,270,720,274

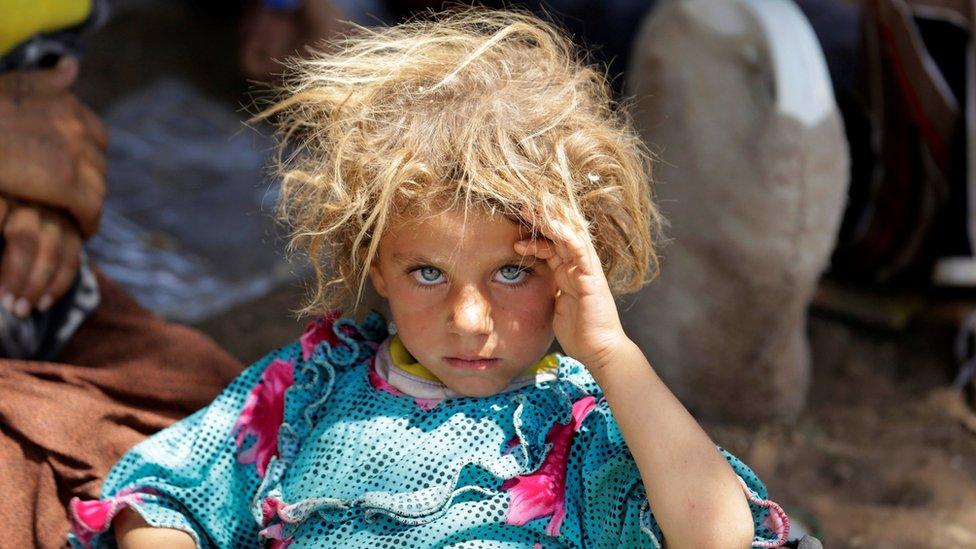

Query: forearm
589,340,754,548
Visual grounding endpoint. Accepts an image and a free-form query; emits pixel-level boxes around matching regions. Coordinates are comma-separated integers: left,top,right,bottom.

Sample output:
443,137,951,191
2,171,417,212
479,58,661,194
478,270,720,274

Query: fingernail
13,297,30,319
37,294,53,312
1,293,14,313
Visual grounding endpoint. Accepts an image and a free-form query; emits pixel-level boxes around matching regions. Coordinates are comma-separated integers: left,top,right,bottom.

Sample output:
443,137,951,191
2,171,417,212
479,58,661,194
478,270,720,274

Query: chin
448,379,509,398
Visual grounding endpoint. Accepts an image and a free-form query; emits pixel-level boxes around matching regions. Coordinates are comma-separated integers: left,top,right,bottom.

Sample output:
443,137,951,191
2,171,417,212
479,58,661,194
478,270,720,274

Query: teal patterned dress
69,312,790,548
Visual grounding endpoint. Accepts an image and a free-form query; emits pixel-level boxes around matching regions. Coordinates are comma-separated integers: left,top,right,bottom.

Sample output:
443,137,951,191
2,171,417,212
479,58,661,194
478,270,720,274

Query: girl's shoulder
296,310,389,368
240,310,388,384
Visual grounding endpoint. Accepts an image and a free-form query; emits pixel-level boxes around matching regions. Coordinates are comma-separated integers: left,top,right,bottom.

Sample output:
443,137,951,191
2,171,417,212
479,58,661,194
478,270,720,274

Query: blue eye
495,265,529,285
412,266,445,285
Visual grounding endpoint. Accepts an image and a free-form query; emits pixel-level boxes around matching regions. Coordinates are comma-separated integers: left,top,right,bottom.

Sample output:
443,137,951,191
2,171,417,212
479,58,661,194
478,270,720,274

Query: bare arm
588,341,754,548
515,218,754,548
113,509,196,549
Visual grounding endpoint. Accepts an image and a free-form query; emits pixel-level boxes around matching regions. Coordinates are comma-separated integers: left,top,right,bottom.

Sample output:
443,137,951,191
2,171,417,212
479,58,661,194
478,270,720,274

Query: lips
444,357,500,369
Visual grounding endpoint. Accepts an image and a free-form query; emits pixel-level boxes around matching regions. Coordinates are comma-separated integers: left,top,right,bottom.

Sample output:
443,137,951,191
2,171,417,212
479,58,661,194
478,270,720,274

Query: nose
448,284,493,336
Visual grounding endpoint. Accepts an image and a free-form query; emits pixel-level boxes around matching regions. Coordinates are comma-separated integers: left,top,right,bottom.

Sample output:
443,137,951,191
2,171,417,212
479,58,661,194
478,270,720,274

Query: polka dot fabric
68,313,788,548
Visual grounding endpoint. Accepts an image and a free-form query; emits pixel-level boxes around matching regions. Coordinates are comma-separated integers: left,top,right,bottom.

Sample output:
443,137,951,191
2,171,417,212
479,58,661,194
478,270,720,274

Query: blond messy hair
267,8,662,314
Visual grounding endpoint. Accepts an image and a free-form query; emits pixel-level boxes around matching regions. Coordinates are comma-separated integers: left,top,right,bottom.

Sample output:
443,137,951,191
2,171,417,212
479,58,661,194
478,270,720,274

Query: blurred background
4,0,975,546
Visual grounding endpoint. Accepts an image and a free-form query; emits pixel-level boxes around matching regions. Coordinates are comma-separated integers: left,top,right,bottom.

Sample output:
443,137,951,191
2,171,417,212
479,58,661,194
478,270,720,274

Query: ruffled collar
251,311,604,541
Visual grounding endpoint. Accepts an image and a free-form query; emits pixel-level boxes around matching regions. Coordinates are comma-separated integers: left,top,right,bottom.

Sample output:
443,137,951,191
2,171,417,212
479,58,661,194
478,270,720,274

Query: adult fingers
0,128,104,237
0,56,78,99
46,56,79,90
76,101,108,150
73,160,104,237
41,224,82,311
0,206,40,311
81,138,107,176
18,212,64,312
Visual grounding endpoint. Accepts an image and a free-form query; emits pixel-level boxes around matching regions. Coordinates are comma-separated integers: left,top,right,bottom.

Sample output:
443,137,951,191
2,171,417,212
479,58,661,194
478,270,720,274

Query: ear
369,262,389,298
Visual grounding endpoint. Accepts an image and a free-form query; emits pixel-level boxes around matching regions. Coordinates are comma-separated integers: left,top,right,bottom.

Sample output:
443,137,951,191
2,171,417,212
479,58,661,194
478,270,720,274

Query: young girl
69,10,790,548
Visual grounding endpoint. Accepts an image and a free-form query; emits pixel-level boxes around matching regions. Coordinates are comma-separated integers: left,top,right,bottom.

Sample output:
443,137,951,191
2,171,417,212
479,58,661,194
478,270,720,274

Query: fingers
549,218,598,261
46,56,80,90
74,159,105,237
19,211,64,309
515,214,600,276
1,206,40,315
0,205,83,318
81,137,107,175
44,228,82,310
77,101,108,150
0,152,103,239
0,57,78,99
514,237,556,260
0,140,104,238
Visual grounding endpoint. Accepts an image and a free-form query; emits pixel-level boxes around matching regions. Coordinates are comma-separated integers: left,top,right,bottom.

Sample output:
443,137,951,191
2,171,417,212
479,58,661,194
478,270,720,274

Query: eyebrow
391,252,539,268
391,253,441,265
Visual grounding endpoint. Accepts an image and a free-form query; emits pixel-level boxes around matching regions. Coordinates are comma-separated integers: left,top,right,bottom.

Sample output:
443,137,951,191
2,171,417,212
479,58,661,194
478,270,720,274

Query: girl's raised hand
513,216,630,371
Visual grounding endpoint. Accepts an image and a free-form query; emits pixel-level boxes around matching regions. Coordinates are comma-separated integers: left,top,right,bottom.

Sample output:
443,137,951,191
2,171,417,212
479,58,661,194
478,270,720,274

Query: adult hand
0,198,84,318
0,57,107,238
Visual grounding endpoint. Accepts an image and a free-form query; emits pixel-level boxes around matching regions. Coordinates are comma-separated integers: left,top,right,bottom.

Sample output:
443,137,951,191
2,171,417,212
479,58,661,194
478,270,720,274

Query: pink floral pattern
300,310,343,360
69,487,159,548
262,496,288,524
259,523,293,549
233,358,295,477
502,396,597,536
258,495,296,548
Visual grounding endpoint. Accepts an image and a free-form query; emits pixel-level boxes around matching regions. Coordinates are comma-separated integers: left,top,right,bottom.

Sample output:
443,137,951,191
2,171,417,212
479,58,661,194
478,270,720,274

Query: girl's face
369,207,557,397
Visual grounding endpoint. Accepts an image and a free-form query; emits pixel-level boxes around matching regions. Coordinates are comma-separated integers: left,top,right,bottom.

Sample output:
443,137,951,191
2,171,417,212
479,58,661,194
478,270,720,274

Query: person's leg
0,424,60,548
57,271,243,413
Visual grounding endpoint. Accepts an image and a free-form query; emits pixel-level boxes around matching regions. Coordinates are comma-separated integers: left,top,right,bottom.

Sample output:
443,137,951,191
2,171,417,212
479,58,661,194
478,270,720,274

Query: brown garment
0,272,243,548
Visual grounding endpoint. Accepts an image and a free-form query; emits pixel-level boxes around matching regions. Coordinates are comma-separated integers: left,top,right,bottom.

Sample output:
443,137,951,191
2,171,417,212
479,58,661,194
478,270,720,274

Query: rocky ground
714,314,976,548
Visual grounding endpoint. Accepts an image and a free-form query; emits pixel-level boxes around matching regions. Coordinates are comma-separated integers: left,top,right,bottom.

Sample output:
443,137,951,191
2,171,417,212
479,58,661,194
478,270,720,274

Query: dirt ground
78,2,976,547
714,314,976,548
